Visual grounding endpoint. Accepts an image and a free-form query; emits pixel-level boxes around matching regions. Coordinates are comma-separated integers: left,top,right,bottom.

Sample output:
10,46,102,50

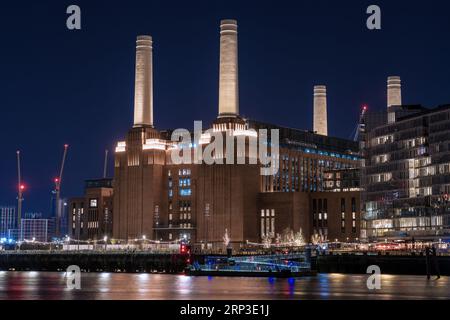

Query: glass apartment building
361,104,450,241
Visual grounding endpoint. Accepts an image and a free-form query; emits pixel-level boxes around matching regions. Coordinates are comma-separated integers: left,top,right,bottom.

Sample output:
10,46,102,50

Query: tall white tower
387,76,402,124
313,85,328,136
387,76,402,108
133,35,153,127
218,19,239,118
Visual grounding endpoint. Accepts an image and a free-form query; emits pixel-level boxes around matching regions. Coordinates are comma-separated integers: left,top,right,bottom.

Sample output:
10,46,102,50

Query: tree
223,229,230,247
311,230,327,245
281,228,305,246
262,234,272,249
293,228,305,246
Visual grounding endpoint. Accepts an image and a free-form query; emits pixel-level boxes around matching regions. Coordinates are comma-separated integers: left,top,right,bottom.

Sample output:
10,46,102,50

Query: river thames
0,272,449,300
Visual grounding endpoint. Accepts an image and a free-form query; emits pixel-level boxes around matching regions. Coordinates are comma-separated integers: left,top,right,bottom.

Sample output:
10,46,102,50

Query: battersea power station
70,20,362,248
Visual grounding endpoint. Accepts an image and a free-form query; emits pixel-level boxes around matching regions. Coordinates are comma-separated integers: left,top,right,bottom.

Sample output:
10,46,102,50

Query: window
312,199,317,228
261,209,275,238
261,210,265,237
89,199,98,208
180,189,191,197
179,178,191,187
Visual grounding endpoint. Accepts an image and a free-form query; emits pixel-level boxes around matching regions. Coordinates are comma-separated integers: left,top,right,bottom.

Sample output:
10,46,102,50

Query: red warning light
54,177,59,183
20,184,25,191
362,105,368,111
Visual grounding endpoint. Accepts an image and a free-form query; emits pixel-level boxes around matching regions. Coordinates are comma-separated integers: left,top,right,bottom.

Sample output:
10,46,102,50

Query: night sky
1,0,450,215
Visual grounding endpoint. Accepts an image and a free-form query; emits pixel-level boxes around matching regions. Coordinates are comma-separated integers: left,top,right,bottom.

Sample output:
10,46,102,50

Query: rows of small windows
166,232,191,241
168,169,192,198
268,155,352,193
179,178,191,187
168,200,192,226
87,221,99,229
71,204,84,232
179,169,191,176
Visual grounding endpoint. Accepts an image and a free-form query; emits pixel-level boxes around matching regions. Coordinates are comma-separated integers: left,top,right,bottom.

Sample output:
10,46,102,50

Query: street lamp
104,236,108,251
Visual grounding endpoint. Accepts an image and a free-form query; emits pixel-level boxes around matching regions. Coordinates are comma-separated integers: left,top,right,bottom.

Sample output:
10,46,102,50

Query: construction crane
16,150,25,233
103,149,109,178
351,105,368,142
54,144,69,237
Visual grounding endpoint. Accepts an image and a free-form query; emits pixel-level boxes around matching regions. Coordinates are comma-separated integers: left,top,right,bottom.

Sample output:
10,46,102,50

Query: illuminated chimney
313,85,328,136
218,19,239,118
133,35,153,127
387,76,401,124
387,76,402,108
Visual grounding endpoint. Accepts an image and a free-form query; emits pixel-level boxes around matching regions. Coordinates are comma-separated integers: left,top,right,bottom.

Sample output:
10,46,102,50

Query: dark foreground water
0,272,449,300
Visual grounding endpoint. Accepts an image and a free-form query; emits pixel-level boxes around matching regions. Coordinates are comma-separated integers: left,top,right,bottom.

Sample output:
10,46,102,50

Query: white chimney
133,35,153,127
387,76,401,124
218,19,239,118
313,85,328,136
387,76,402,108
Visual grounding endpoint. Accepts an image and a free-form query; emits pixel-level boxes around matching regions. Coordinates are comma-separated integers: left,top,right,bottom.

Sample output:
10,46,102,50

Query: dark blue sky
1,0,450,214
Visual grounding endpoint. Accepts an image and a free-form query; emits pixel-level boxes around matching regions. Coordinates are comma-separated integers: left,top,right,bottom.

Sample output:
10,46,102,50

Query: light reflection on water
0,272,449,300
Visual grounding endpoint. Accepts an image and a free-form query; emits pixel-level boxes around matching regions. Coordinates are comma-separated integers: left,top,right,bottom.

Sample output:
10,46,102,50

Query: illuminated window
89,199,98,208
261,209,275,238
180,189,191,197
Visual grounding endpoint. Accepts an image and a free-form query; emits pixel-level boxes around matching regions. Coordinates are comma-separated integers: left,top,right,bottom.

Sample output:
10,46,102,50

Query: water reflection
0,272,448,300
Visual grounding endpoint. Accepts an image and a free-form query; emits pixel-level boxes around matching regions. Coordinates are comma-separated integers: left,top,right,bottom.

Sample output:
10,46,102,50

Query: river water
0,272,448,300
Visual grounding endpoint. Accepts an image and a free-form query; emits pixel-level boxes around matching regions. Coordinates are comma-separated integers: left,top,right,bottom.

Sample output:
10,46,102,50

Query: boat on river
186,253,317,277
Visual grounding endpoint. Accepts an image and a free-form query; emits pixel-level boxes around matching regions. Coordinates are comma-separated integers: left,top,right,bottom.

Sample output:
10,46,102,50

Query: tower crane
54,144,69,237
103,149,109,178
16,150,25,233
352,105,368,142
